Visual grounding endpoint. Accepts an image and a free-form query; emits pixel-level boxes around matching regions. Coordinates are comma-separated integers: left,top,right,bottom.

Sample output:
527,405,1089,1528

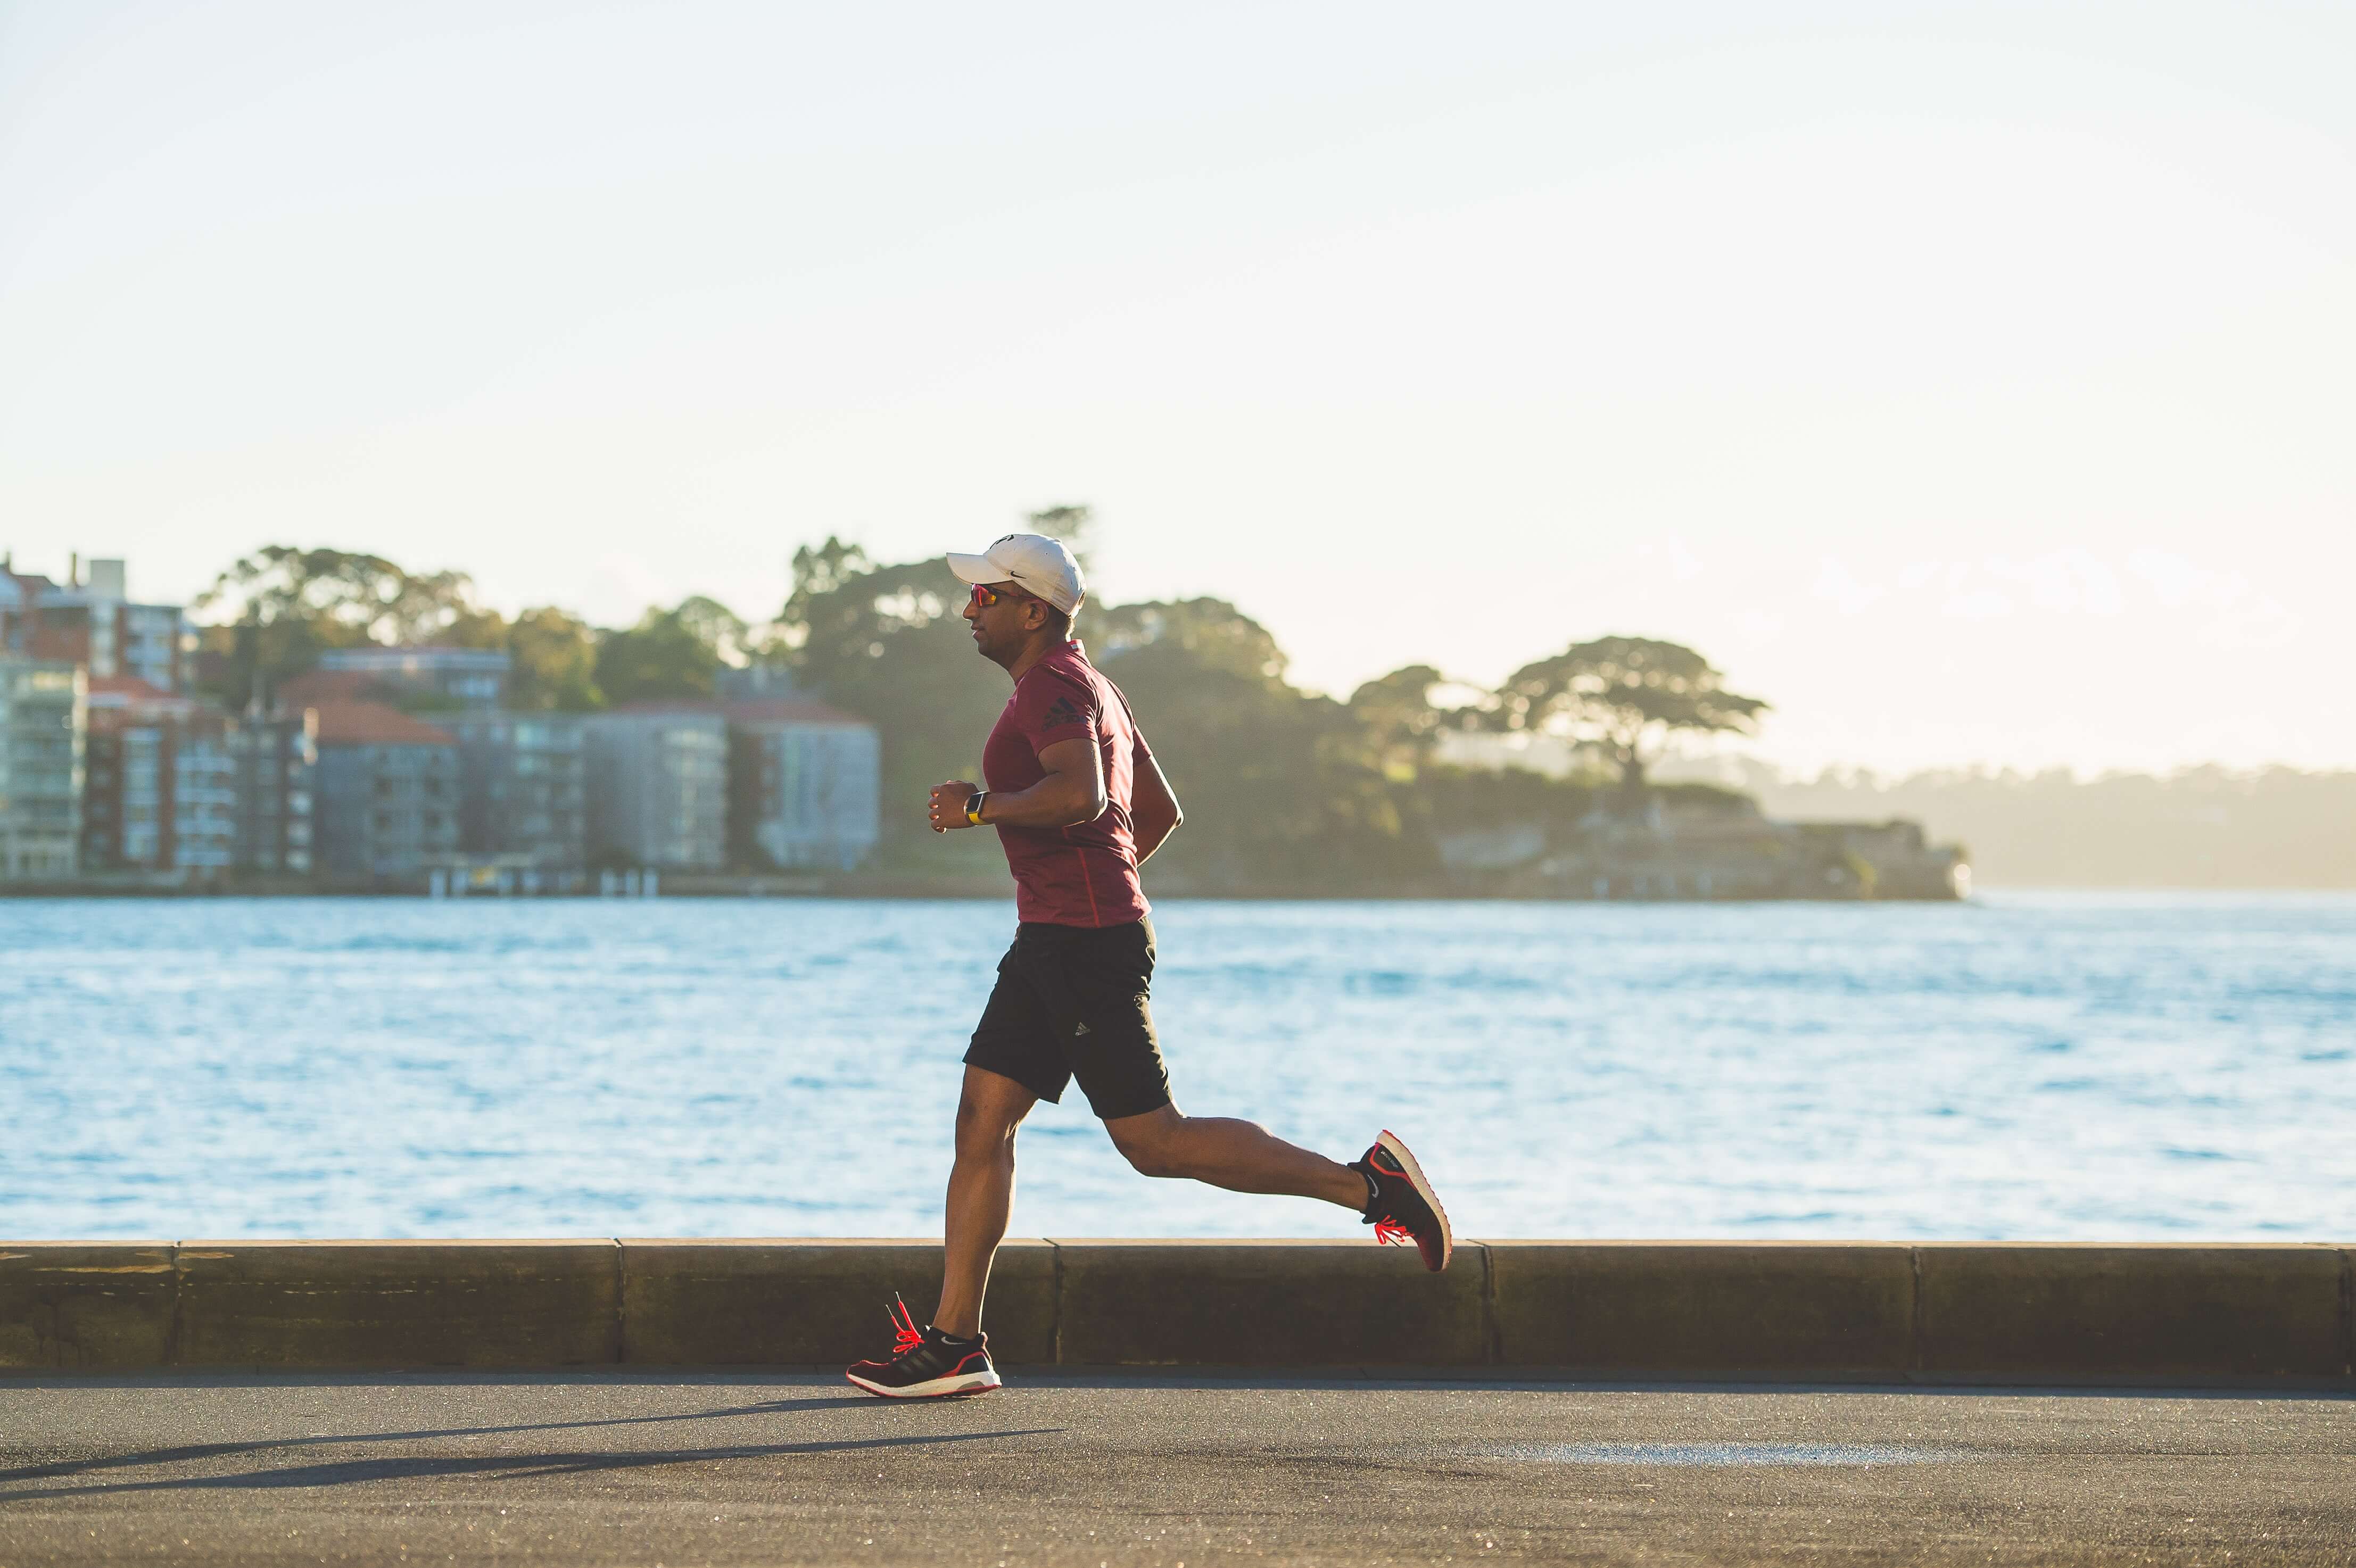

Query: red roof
85,676,197,729
276,668,382,707
86,674,173,702
307,700,457,747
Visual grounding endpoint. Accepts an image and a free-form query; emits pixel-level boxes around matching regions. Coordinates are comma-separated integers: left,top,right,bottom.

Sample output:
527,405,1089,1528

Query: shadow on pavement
0,1428,1061,1503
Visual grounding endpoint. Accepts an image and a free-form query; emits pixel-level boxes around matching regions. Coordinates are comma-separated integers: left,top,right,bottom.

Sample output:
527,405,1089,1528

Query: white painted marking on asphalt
1487,1442,1962,1466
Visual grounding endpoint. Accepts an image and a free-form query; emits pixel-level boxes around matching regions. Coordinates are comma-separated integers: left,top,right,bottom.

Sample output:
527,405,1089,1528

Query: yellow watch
965,791,989,826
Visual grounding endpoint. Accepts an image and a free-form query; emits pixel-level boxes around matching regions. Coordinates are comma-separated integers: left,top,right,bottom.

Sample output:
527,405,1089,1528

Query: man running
847,532,1451,1399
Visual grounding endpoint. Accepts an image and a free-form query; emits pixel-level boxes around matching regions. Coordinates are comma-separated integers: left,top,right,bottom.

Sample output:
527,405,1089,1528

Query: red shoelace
887,1293,925,1356
1372,1217,1413,1246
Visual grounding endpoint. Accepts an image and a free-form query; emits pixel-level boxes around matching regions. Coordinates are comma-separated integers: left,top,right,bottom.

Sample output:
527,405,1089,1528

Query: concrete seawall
4,1240,2349,1385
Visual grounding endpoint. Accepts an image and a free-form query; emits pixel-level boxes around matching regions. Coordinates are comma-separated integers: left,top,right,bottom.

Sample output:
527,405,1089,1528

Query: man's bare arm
928,738,1106,833
1131,751,1183,866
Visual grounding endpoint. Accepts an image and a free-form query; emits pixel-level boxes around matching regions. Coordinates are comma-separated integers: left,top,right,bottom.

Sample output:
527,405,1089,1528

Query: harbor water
2,893,2351,1241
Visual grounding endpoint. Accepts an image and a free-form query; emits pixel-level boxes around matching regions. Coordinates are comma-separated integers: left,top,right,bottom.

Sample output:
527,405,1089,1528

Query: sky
2,1,2350,776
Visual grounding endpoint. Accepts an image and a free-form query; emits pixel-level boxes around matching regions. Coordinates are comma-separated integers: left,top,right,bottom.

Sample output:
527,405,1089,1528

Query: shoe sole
845,1368,1003,1399
1376,1128,1453,1272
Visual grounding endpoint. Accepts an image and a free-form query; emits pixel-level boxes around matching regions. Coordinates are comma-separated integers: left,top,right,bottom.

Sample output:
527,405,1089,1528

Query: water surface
2,893,2350,1240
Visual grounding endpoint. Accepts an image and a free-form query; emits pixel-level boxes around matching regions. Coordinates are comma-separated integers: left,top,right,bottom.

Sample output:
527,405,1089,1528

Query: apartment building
1,555,192,693
310,701,461,882
725,699,880,871
310,646,510,711
439,713,588,872
230,709,319,877
0,656,86,879
582,708,728,872
79,676,236,875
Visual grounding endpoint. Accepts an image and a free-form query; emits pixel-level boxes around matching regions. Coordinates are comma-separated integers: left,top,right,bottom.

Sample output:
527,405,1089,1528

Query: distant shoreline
6,878,2352,900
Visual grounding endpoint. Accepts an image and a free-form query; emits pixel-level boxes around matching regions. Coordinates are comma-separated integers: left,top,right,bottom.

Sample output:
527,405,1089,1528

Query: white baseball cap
945,532,1086,615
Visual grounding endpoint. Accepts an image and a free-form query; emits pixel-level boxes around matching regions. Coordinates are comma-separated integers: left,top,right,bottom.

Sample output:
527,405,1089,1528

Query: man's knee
954,1093,1023,1163
1109,1123,1187,1180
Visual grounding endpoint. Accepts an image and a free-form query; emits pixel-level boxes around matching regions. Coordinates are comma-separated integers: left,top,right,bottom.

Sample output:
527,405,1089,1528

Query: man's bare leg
1104,1104,1369,1209
933,1065,1037,1340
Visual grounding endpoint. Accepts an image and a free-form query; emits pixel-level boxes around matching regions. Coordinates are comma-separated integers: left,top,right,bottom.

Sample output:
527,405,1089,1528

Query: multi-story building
440,713,588,873
83,677,168,869
312,646,509,710
230,710,318,877
171,717,238,875
311,700,461,882
582,708,728,872
79,676,238,875
82,676,320,880
725,698,880,870
1,554,192,692
0,656,86,880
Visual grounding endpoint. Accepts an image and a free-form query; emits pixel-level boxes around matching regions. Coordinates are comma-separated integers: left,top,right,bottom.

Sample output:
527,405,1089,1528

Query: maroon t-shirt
982,640,1153,928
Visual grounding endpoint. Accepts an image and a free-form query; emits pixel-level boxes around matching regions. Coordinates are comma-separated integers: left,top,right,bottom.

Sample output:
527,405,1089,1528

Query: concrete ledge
1917,1243,2350,1382
621,1240,1055,1366
1053,1240,1487,1366
175,1241,621,1369
1490,1242,1915,1378
3,1241,2350,1382
0,1243,177,1370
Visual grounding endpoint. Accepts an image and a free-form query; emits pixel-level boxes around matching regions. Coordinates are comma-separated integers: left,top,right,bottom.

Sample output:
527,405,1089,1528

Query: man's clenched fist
929,779,980,833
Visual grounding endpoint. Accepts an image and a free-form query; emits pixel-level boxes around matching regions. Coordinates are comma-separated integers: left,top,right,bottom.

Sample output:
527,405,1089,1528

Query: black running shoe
1350,1129,1453,1272
845,1293,1002,1399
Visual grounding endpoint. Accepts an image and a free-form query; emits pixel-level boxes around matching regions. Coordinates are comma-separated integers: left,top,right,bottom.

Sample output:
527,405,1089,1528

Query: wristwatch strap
965,791,989,826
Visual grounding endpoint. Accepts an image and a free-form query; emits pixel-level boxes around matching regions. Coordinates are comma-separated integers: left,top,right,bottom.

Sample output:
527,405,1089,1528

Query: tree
1348,664,1486,778
506,607,605,711
780,537,872,633
199,546,480,644
440,604,512,653
1494,635,1767,790
1024,504,1093,568
594,598,742,706
1093,599,1427,889
1093,598,1289,685
672,595,751,667
193,545,485,708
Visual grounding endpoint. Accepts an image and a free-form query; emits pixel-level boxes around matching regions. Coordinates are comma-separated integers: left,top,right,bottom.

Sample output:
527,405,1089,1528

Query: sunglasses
967,582,1037,610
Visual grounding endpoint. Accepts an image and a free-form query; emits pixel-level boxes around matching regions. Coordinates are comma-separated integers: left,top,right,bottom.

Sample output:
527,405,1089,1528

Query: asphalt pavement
1,1372,2350,1565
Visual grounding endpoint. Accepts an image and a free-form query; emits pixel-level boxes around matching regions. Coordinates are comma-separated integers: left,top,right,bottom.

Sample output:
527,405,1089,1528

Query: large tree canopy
506,607,605,711
1088,599,1423,889
1495,635,1767,788
199,546,480,645
593,597,746,707
195,546,488,707
1348,664,1490,778
1093,597,1289,685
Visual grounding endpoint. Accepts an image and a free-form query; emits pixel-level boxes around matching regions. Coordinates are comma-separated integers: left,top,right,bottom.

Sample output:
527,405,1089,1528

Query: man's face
963,580,1042,663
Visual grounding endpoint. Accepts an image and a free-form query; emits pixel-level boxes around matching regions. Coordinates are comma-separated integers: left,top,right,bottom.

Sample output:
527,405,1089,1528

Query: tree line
195,513,1768,886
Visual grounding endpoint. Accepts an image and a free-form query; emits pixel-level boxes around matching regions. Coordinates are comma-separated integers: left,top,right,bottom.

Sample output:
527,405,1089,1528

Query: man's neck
1004,634,1072,684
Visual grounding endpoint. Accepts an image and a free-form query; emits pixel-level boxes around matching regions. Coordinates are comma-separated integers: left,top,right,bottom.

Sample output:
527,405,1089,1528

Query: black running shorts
964,917,1172,1121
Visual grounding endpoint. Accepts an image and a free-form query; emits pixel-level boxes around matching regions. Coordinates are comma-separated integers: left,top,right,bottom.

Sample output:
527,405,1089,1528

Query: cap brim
944,552,1004,585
